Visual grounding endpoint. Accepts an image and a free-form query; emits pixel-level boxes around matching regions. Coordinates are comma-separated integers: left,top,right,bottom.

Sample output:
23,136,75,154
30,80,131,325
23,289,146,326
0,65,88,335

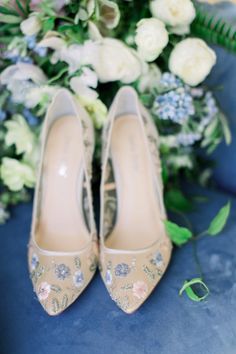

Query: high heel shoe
99,86,172,314
28,89,97,315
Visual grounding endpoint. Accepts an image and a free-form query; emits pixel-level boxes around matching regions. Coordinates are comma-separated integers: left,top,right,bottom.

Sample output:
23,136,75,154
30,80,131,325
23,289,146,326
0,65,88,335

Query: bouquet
0,0,234,299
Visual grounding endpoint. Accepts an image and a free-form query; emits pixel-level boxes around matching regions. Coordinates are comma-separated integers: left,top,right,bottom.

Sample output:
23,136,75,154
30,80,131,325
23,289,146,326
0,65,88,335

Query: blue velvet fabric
0,187,236,354
207,46,236,195
1,5,236,352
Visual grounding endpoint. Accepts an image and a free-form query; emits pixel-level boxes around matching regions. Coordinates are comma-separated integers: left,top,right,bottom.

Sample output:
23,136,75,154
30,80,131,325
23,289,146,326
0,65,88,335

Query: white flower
88,38,142,83
138,63,161,93
0,63,47,104
4,114,36,155
0,158,35,191
25,85,60,109
38,35,89,74
135,18,168,62
99,0,120,29
150,0,196,34
20,15,42,36
78,96,107,128
70,67,98,101
169,38,216,86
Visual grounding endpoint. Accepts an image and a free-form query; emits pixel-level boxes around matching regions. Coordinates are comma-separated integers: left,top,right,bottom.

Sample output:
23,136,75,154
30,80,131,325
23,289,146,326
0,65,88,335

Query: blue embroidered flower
31,253,39,270
105,269,113,286
152,252,164,267
115,263,131,277
73,270,84,288
55,264,71,280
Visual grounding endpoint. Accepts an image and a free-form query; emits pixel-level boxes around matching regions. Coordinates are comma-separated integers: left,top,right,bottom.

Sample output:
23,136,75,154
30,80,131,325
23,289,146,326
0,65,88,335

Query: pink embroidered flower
38,282,51,301
132,281,148,299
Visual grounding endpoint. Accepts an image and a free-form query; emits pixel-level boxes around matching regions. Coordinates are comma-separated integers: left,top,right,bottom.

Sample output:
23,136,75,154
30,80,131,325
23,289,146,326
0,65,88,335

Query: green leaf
0,5,19,16
0,14,21,24
218,112,232,145
164,220,192,246
191,6,236,54
42,17,55,33
179,278,210,302
207,201,231,236
165,189,193,213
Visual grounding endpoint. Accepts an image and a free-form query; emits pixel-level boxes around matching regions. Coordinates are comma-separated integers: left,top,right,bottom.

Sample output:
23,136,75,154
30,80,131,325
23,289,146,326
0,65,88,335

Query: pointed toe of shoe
100,239,172,313
28,241,97,315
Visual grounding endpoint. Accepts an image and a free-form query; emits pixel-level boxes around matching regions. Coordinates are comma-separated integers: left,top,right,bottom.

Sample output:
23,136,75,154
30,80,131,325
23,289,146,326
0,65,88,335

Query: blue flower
73,270,84,288
177,133,201,146
34,46,47,57
55,264,71,280
160,72,182,90
0,110,6,122
25,35,36,49
115,263,131,277
153,87,195,124
23,108,39,126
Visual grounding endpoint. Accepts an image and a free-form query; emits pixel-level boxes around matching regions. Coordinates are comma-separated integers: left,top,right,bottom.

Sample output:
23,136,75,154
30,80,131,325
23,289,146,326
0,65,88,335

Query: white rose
20,15,42,36
150,0,196,28
169,38,216,86
135,18,168,62
88,38,142,83
138,63,161,93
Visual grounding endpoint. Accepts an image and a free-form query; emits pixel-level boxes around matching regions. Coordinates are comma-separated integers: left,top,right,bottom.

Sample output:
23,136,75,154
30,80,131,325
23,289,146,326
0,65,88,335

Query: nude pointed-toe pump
28,89,97,315
99,86,172,314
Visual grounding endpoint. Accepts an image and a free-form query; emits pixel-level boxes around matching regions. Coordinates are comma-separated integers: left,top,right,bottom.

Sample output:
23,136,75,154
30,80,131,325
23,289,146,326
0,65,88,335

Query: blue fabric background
1,4,236,353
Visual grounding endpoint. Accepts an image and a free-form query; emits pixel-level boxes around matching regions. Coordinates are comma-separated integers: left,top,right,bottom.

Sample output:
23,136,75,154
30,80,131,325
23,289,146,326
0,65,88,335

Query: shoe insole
105,115,164,250
36,115,90,252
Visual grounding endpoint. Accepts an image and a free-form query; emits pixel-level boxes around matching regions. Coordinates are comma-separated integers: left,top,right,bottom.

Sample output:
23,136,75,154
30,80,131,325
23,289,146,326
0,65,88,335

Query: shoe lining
35,115,90,252
104,114,165,250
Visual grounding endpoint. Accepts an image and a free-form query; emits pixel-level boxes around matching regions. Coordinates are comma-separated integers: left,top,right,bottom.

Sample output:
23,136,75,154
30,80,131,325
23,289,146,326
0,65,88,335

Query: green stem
47,67,68,85
192,238,204,280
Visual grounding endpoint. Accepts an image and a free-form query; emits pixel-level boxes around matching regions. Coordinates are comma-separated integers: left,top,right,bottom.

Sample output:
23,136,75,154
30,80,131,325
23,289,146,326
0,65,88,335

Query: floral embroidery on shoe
115,263,131,277
38,281,51,300
132,281,148,300
31,253,39,270
151,251,164,267
73,270,84,288
55,264,71,280
105,269,113,286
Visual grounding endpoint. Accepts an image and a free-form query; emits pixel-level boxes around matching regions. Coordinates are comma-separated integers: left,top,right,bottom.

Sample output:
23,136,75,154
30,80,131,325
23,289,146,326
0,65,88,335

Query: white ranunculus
88,38,142,83
150,0,196,29
135,18,169,62
169,38,216,86
138,63,162,93
20,15,42,36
